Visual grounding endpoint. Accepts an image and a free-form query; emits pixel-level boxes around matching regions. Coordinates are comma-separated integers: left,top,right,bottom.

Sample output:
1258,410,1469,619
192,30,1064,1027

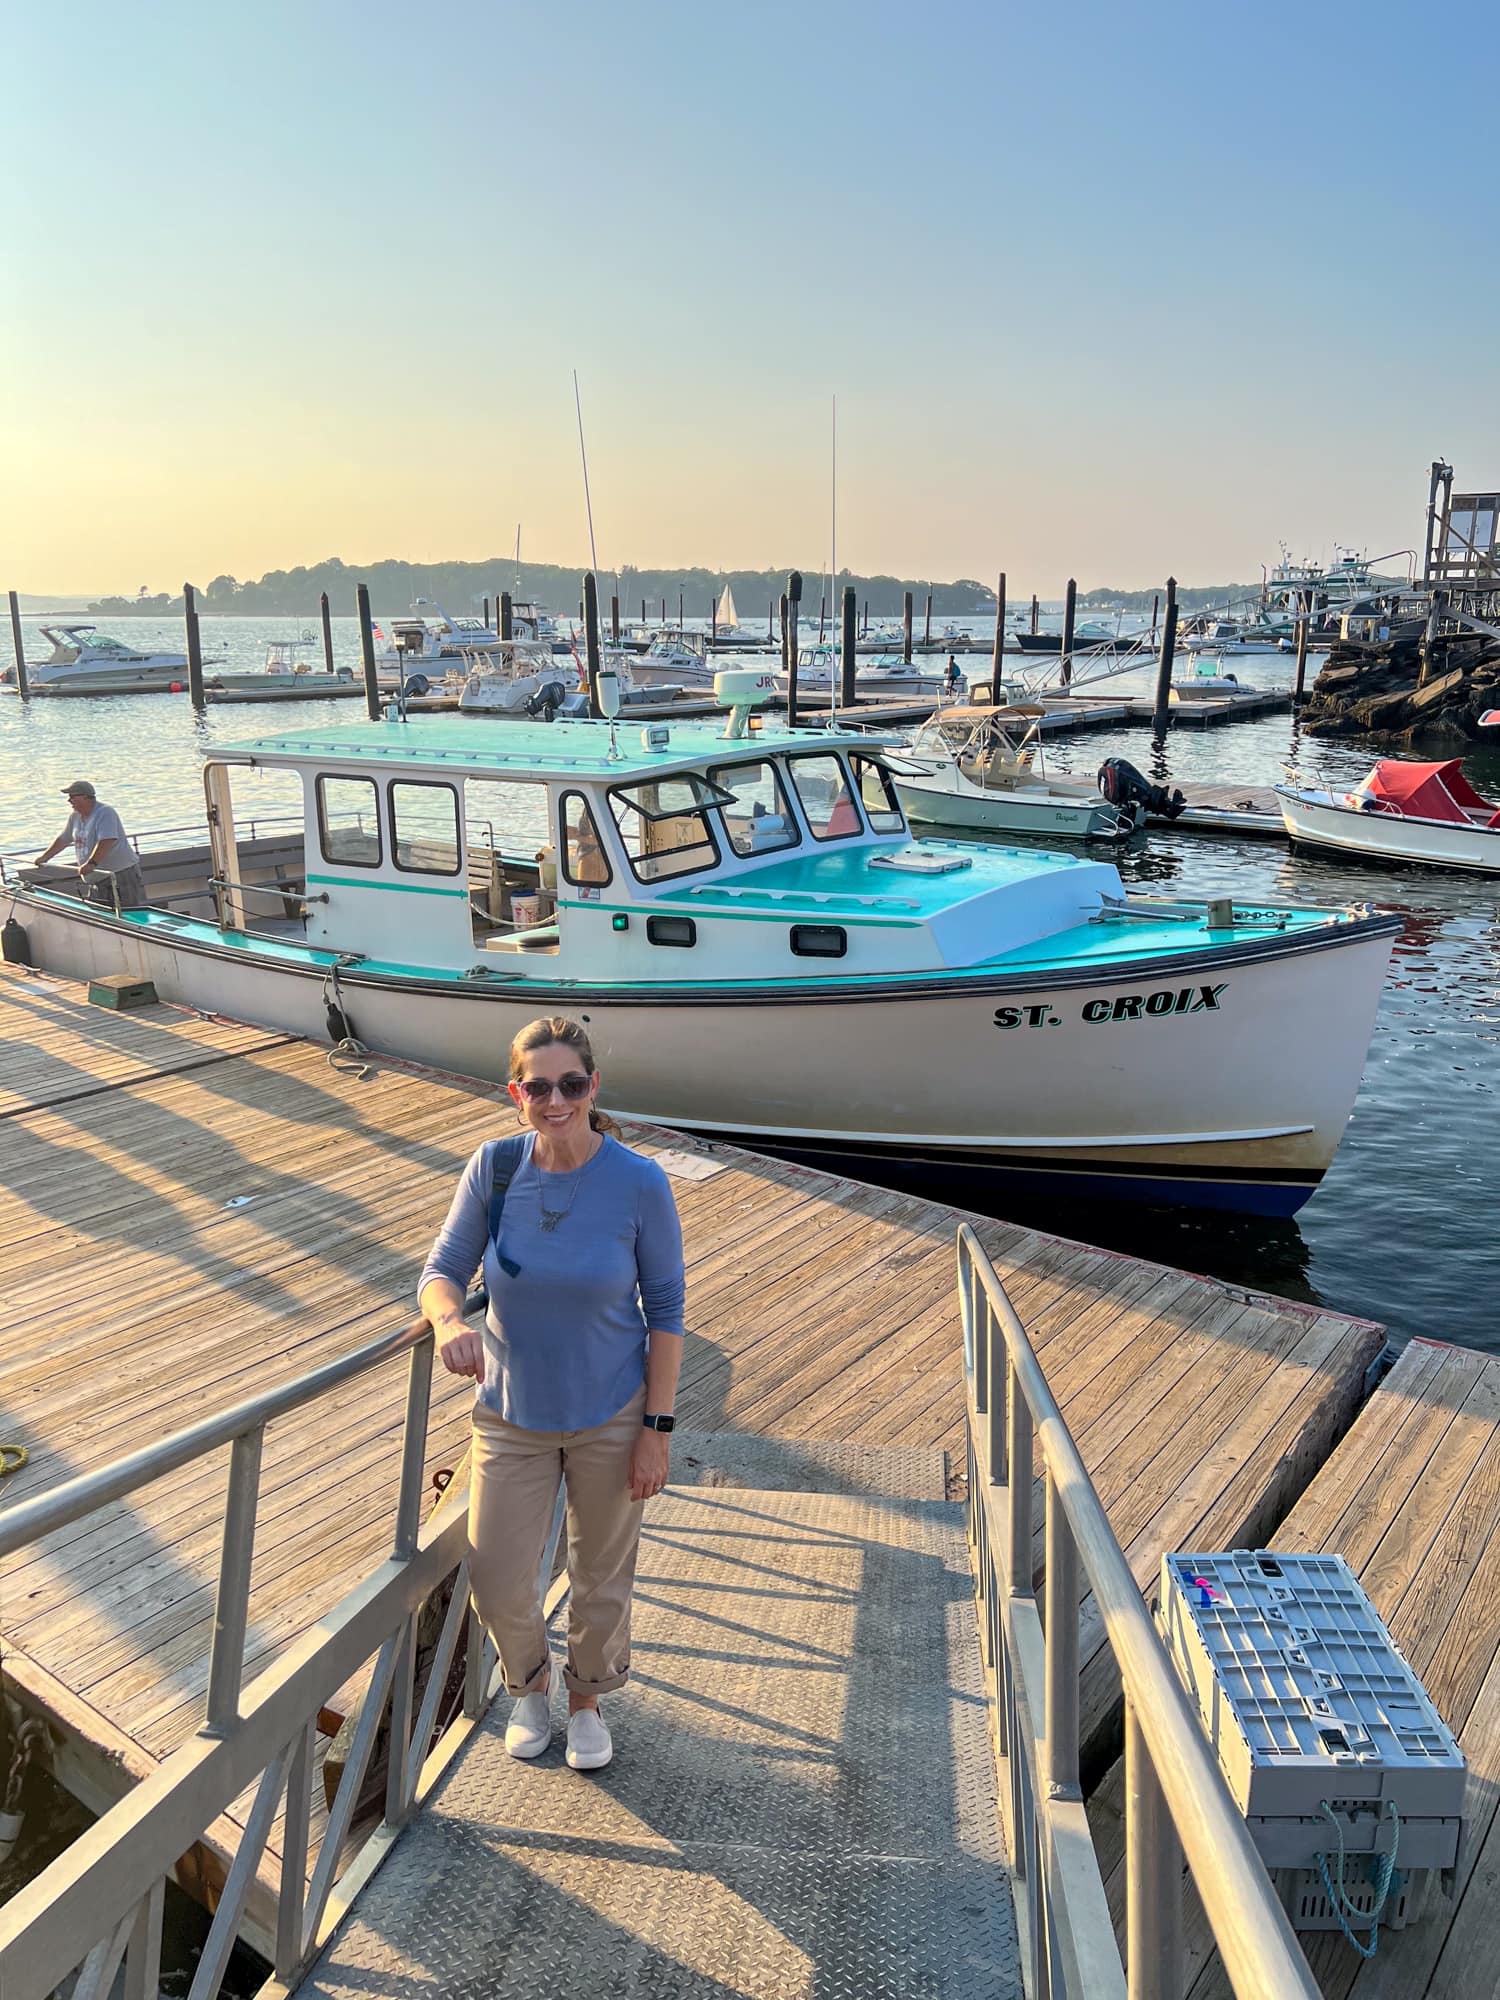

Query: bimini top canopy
1356,759,1497,825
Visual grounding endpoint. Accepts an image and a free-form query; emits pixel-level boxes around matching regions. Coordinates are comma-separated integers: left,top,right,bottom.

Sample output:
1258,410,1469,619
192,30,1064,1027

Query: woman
419,1016,685,1772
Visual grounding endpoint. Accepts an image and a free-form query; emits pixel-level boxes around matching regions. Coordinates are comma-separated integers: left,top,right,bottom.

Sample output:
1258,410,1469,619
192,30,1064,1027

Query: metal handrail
0,1286,521,2000
958,1224,1319,2000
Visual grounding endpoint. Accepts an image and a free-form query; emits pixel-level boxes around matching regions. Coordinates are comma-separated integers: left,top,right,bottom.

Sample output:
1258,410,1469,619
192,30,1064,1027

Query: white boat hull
11,891,1395,1215
1278,788,1500,874
897,774,1135,841
2,656,195,694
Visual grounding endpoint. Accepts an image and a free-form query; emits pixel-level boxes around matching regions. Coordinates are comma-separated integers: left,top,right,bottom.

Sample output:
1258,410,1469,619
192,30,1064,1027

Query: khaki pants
468,1384,647,1697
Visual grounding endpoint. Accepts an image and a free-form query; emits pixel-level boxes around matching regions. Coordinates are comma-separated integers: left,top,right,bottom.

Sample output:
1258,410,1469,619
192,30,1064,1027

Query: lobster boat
1278,759,1500,874
2,675,1398,1215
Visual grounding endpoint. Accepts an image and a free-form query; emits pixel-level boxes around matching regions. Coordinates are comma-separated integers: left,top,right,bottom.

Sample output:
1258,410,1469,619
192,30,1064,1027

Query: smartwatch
642,1413,676,1433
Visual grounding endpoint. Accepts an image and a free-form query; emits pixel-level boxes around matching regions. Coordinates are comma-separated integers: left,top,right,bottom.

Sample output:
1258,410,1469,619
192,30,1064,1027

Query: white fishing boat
0,623,216,695
892,708,1146,842
3,673,1398,1216
1278,759,1500,874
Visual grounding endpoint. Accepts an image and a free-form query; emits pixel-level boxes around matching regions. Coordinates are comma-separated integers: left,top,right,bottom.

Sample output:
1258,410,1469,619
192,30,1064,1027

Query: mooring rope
1316,1797,1401,1960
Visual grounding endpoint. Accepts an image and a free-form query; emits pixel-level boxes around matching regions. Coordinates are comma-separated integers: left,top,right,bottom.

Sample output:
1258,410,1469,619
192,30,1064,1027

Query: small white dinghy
1278,757,1500,874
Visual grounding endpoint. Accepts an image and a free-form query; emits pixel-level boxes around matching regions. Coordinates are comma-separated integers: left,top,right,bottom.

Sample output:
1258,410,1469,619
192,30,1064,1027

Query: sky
4,0,1497,597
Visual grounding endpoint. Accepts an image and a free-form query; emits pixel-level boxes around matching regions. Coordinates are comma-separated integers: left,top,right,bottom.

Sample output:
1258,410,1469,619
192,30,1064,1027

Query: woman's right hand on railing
435,1318,485,1381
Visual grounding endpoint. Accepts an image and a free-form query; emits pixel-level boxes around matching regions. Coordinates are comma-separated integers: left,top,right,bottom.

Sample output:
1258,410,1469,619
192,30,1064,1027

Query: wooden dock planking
1087,1337,1500,2000
0,962,1383,1968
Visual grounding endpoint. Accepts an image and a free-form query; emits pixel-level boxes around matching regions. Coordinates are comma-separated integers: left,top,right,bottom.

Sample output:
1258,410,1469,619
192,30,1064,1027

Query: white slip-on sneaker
565,1706,613,1771
504,1689,553,1760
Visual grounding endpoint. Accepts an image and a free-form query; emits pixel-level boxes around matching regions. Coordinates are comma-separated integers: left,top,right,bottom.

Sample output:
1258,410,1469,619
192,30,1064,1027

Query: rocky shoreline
1301,625,1500,746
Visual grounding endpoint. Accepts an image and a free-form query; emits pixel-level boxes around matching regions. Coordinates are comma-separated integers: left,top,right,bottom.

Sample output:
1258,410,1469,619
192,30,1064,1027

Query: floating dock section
0,961,1381,1971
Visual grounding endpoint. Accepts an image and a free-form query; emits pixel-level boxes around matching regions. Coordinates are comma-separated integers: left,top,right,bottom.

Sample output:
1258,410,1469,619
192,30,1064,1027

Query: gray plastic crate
1160,1551,1464,1883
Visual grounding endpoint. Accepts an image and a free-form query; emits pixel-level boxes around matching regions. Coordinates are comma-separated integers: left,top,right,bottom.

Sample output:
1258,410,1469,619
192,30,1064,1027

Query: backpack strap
485,1133,528,1244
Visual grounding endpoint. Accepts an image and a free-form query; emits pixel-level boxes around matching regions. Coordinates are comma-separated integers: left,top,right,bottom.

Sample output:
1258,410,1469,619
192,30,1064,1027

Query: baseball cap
61,780,96,799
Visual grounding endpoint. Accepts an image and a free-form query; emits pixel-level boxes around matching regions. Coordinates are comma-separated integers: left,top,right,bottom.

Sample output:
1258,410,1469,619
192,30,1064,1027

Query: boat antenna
829,394,838,722
573,370,600,574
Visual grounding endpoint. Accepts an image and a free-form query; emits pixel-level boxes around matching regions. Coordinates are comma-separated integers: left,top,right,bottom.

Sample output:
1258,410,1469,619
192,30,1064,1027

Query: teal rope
1315,1799,1400,1960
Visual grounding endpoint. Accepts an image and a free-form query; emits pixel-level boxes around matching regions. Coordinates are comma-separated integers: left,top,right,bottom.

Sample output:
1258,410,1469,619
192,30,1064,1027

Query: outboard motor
1097,756,1186,822
402,674,431,698
524,679,570,722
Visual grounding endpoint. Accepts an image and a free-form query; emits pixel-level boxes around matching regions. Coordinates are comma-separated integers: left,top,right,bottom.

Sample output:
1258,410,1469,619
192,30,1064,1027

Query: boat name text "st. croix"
993,984,1228,1030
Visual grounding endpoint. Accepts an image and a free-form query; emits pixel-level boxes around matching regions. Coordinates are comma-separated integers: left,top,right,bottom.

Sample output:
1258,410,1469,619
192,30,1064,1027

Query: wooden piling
611,594,620,644
902,590,913,664
499,592,513,642
769,598,776,641
183,583,205,709
1294,589,1312,701
1150,592,1160,646
991,572,1007,693
786,573,803,728
7,590,29,701
660,596,667,628
923,592,932,646
861,598,868,638
1151,577,1178,738
710,597,718,646
356,584,381,720
320,591,334,676
818,595,826,644
482,596,491,627
840,584,857,710
1030,594,1039,636
678,590,684,636
583,573,603,716
1059,578,1076,688
642,598,648,628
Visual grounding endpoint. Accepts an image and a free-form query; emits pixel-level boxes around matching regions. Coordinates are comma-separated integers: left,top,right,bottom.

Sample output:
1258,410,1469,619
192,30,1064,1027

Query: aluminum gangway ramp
290,1445,1020,2000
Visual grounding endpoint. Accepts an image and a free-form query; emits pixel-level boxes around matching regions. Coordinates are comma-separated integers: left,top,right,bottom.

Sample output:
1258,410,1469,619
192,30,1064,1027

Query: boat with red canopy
1277,757,1500,873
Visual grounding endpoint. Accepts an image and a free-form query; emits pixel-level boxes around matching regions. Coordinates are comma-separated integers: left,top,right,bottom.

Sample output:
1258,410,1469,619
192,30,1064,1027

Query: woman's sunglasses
515,1073,594,1102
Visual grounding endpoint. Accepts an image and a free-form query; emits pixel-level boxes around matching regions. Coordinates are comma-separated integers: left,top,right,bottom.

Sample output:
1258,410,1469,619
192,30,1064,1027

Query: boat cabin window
464,777,552,945
707,758,799,857
849,754,904,834
607,775,732,883
317,775,383,868
561,792,612,887
390,780,462,876
789,753,861,842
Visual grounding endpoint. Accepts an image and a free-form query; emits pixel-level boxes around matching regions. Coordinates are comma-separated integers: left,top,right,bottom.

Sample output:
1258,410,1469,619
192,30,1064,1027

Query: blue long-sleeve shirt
419,1133,686,1431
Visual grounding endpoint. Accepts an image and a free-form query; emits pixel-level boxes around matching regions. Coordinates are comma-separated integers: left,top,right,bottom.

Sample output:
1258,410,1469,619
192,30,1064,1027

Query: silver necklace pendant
538,1208,565,1233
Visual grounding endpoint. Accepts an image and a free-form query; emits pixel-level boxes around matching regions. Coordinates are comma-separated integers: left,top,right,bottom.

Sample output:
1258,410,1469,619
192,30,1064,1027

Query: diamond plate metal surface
294,1487,1019,1999
669,1432,949,1501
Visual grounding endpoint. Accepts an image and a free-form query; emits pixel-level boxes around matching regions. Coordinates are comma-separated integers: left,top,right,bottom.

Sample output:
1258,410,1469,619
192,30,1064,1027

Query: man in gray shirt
34,780,148,910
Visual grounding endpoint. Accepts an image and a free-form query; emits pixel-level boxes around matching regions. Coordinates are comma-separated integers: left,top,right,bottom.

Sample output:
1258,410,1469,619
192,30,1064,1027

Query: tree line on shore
85,556,1282,622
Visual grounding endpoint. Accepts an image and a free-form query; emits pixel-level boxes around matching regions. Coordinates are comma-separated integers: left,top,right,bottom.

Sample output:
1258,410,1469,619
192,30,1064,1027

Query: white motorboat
4,674,1399,1216
1178,619,1284,656
1170,662,1251,703
1,623,217,695
629,633,718,689
1278,758,1500,874
892,708,1145,842
377,603,502,677
780,646,944,701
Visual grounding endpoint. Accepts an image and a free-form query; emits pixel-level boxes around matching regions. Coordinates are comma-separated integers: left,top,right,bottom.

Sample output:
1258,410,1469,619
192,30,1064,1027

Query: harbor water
3,615,1497,1353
